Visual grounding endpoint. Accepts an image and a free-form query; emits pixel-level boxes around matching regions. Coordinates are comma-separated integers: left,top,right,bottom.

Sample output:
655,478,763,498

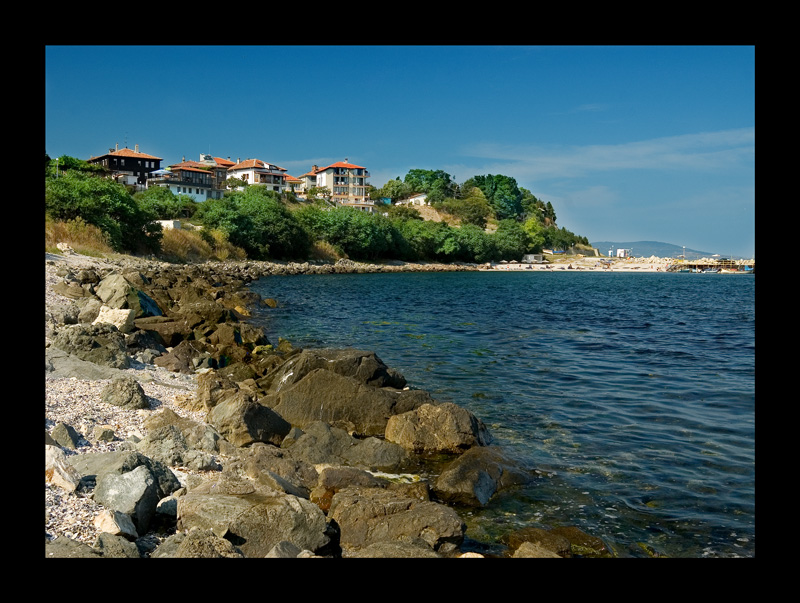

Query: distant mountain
590,241,721,259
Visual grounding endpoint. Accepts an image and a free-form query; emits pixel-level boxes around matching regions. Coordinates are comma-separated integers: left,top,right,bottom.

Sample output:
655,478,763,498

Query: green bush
195,187,309,260
45,166,161,254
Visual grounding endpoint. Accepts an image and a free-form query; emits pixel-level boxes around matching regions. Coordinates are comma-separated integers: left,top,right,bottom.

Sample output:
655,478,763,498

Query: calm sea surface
249,270,755,558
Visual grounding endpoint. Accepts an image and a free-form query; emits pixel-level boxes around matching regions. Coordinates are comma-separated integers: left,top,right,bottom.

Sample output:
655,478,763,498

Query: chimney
115,143,119,151
135,144,139,153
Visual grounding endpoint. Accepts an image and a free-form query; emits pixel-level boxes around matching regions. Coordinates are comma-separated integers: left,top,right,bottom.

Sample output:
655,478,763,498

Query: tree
196,187,309,260
45,166,161,254
134,187,196,219
437,187,492,228
379,178,411,203
295,206,400,261
403,169,457,203
463,174,524,221
522,216,547,252
385,204,424,221
493,219,532,260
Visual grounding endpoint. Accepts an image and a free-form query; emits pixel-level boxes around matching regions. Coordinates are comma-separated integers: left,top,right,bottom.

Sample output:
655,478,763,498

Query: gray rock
265,348,407,392
50,323,131,369
269,369,430,437
265,540,303,558
286,421,406,471
433,446,532,507
67,450,181,500
45,346,125,380
328,486,465,554
45,444,83,492
344,541,443,558
101,375,149,409
206,390,290,447
385,402,492,454
152,528,245,558
177,483,329,558
93,464,161,533
45,536,103,558
92,532,141,558
50,422,83,449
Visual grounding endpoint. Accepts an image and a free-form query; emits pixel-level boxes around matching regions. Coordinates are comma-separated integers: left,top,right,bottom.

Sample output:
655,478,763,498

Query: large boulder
226,442,319,498
206,390,291,447
45,444,83,492
385,402,492,454
432,445,532,507
285,421,408,472
93,464,161,534
153,339,217,374
45,346,126,380
95,273,162,317
264,348,407,392
100,375,149,409
176,476,330,558
136,424,220,472
268,369,432,437
66,450,181,499
50,323,131,369
151,528,245,558
92,306,135,333
328,486,465,555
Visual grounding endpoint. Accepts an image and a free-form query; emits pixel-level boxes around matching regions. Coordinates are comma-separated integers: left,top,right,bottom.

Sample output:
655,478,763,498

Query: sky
45,45,755,258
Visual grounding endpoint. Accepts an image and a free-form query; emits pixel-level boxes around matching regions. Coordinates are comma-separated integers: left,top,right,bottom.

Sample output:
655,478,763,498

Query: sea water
249,270,755,557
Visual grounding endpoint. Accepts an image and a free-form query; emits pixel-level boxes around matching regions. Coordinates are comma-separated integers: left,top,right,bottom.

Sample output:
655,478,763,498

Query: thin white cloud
459,128,755,180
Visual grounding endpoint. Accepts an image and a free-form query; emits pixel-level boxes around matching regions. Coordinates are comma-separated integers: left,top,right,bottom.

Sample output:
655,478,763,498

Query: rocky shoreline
45,252,613,558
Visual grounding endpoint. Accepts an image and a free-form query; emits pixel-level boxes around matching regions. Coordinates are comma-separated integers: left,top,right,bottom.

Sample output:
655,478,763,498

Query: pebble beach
45,253,211,547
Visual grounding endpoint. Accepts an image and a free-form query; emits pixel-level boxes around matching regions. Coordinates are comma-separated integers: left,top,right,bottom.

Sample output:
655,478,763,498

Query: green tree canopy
133,186,197,220
437,187,492,228
463,174,524,221
295,205,402,261
403,169,456,204
45,165,161,254
195,186,309,260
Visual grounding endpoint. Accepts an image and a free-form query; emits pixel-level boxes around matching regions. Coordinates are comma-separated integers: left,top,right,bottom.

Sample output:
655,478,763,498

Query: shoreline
43,249,743,557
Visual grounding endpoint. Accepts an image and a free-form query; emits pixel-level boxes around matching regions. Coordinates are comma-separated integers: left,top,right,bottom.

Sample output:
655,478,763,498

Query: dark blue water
249,270,755,557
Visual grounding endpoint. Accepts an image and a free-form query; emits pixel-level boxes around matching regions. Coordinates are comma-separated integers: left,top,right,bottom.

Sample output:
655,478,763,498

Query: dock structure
667,258,755,273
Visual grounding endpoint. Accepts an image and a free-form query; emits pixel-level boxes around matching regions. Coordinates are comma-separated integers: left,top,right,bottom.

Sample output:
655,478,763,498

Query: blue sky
45,45,755,258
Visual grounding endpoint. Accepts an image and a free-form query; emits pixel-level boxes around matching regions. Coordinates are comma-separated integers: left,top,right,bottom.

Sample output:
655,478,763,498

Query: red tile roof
319,160,365,170
228,158,287,172
101,147,162,160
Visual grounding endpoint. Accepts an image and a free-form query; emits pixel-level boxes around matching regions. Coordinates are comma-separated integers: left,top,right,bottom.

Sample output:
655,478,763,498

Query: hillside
591,241,721,259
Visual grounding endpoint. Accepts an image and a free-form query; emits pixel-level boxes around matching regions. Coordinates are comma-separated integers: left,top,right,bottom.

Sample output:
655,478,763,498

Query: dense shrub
45,168,161,254
295,205,403,261
195,187,309,260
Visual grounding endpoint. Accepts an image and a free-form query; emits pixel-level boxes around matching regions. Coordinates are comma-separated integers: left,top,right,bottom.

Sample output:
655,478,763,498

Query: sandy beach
484,255,674,272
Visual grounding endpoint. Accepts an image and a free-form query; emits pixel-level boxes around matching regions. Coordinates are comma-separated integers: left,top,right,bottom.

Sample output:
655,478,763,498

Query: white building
312,159,373,211
226,158,287,193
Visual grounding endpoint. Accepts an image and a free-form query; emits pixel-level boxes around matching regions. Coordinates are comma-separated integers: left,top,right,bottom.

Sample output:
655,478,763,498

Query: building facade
146,154,235,201
87,144,162,190
312,159,373,211
227,159,287,193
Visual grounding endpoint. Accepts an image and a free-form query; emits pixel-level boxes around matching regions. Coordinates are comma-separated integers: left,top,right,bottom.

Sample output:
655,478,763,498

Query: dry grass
45,217,247,263
45,216,115,257
159,226,247,262
309,240,345,262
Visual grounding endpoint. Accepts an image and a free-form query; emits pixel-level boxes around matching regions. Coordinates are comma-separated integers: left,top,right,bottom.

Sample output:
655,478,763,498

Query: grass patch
160,226,247,263
45,216,115,257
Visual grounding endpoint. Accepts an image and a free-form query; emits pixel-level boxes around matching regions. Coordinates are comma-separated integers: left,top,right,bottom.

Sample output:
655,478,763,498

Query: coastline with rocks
45,251,615,558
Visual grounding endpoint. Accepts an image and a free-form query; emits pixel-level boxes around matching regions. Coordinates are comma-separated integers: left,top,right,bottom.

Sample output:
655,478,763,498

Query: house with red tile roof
306,159,374,212
87,144,162,189
145,154,237,202
227,158,287,193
